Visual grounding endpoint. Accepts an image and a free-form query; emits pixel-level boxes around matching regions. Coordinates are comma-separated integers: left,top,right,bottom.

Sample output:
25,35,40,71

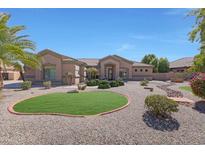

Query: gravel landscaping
0,81,205,144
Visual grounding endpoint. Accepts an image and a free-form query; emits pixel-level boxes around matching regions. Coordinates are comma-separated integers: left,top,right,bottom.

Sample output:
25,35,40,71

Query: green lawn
179,86,192,92
13,91,128,115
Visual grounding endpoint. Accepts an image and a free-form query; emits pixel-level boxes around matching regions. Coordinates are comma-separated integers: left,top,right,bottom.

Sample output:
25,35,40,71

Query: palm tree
0,13,41,89
86,67,98,80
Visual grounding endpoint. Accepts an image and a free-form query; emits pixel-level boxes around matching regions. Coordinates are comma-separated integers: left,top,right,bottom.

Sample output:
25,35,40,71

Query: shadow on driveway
142,111,180,131
193,100,205,114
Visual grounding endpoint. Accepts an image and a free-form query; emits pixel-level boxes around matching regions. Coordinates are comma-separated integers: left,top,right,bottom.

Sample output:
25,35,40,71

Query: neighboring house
170,57,194,72
24,49,87,85
0,64,20,80
80,55,153,80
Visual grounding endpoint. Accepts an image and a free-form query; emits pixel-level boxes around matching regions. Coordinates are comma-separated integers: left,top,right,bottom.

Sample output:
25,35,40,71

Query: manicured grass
179,86,192,92
13,91,128,115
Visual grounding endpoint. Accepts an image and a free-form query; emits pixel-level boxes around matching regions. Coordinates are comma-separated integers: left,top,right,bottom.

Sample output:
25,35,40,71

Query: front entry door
108,68,113,80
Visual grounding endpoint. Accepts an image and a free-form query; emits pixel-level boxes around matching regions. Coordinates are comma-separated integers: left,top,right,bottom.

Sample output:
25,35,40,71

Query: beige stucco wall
99,57,120,79
36,54,62,81
132,67,153,76
6,71,20,80
118,60,133,79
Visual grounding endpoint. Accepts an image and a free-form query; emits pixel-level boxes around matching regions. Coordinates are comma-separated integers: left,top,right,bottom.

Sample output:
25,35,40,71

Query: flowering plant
190,73,205,98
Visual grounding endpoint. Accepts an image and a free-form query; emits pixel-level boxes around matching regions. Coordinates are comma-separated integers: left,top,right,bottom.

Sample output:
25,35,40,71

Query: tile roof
132,62,154,67
78,58,99,66
170,57,194,68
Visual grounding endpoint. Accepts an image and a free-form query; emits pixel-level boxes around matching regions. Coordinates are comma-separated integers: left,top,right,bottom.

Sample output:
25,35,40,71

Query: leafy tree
158,58,169,73
189,8,205,54
141,54,158,72
189,9,205,72
0,13,41,89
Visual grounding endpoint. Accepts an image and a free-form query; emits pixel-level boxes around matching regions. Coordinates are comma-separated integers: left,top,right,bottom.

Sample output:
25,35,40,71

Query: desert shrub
145,95,179,117
190,73,205,98
116,79,124,86
98,80,110,89
21,81,32,90
78,83,87,90
109,81,119,87
86,80,98,86
140,79,149,86
43,81,52,89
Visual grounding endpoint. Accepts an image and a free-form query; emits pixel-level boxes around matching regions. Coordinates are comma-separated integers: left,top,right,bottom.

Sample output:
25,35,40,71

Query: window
44,66,56,81
140,69,143,72
135,69,137,72
145,69,148,72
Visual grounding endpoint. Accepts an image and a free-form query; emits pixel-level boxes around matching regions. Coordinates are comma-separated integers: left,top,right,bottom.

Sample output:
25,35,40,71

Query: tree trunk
20,71,25,81
0,67,3,90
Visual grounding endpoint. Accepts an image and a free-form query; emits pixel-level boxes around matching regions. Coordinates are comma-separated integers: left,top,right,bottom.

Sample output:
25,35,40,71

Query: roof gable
170,57,194,68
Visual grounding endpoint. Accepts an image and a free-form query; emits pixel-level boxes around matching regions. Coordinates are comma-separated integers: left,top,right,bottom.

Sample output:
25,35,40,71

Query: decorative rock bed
157,83,183,98
157,83,194,107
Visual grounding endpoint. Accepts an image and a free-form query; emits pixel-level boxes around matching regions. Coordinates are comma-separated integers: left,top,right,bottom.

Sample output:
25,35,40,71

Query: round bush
21,81,32,90
116,80,124,86
145,95,179,117
110,81,119,87
98,82,111,89
190,73,205,98
98,84,110,89
43,81,52,89
86,80,97,86
140,79,149,86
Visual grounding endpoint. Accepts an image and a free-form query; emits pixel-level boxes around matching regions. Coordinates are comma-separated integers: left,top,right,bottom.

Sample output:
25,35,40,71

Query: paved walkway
0,81,205,144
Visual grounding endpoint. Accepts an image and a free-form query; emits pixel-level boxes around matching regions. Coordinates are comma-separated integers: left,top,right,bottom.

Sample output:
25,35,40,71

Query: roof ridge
171,57,194,63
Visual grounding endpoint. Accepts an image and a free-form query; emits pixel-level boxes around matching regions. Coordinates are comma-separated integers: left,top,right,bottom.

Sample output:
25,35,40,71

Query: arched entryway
104,64,116,80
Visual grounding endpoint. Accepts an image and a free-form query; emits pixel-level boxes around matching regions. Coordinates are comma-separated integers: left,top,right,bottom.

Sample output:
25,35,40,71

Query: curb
7,91,131,118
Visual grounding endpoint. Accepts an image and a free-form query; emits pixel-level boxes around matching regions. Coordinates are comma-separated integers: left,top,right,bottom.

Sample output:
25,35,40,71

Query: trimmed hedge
110,81,119,87
86,80,98,86
145,95,178,117
190,73,205,98
21,81,32,90
116,79,124,86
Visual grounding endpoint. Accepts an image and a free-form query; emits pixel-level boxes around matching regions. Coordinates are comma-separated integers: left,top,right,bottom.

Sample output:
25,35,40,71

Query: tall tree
189,9,205,72
189,8,205,54
0,13,41,89
141,54,158,72
158,58,169,73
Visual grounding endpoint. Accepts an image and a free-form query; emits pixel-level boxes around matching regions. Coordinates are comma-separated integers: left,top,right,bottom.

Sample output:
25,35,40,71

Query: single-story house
170,57,194,72
24,49,154,84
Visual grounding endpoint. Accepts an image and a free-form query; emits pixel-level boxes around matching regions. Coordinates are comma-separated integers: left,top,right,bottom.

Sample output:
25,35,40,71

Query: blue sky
0,8,200,62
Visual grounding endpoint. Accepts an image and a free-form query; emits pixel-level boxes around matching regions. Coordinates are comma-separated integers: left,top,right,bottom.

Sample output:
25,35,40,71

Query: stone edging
7,91,130,118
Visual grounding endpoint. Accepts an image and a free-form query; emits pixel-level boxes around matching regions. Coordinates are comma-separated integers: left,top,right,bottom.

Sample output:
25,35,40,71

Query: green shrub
21,81,32,90
78,83,87,90
43,81,52,89
98,80,110,89
109,81,119,87
140,79,149,86
98,83,111,89
116,79,124,86
145,95,179,117
86,80,98,86
190,73,205,98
